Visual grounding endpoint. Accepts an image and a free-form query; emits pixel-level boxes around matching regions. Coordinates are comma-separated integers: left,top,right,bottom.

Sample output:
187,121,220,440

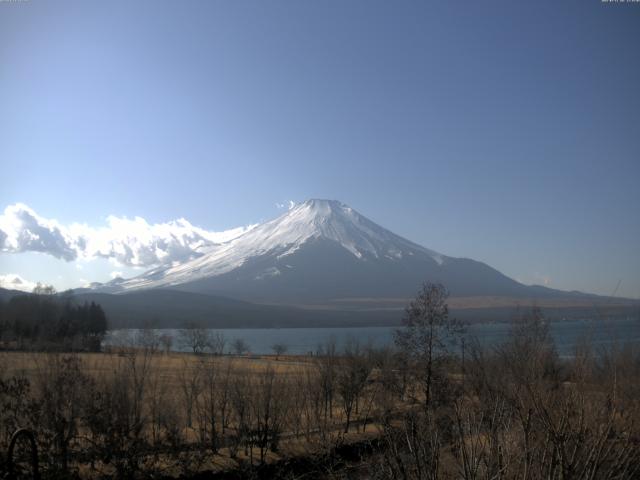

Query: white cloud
276,200,297,210
110,271,124,279
0,203,257,268
0,273,39,292
0,203,76,261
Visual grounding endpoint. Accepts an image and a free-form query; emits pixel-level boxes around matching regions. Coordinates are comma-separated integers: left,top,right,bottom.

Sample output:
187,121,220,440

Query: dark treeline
0,284,108,351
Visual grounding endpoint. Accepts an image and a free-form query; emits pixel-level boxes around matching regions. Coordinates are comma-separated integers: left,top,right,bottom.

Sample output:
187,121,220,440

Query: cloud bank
0,203,256,267
0,273,39,292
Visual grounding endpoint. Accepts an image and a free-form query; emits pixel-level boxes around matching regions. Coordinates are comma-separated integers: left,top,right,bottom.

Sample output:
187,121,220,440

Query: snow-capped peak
111,199,446,291
274,199,437,260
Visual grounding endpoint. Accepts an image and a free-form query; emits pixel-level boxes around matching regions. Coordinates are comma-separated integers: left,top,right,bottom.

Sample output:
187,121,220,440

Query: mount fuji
97,199,573,306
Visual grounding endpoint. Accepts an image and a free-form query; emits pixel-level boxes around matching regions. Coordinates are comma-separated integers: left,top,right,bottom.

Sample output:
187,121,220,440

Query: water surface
105,317,640,357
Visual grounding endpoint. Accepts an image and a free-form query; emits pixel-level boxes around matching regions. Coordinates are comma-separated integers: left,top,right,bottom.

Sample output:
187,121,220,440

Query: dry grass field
0,350,313,380
0,347,395,478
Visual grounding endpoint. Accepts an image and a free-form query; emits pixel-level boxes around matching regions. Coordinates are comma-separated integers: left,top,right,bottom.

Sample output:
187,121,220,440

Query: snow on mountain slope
113,199,446,292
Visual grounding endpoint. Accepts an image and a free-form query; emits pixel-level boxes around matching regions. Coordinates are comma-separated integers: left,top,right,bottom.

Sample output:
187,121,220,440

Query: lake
105,317,640,357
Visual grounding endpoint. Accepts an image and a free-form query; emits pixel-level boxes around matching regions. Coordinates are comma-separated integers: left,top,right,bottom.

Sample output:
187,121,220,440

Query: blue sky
1,0,639,298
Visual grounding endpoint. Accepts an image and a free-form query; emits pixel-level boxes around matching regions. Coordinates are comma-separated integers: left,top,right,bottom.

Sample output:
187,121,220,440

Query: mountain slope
115,199,444,290
97,199,594,305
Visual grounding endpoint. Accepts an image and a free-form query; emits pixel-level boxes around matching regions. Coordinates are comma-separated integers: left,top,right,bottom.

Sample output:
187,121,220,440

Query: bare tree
316,337,338,424
295,366,331,446
32,283,56,296
394,282,463,410
217,359,234,436
33,354,92,474
250,366,288,463
271,343,287,360
209,331,226,355
83,347,153,478
378,410,441,480
136,326,160,353
159,333,173,354
147,358,172,448
232,338,249,356
179,358,202,429
229,368,252,459
178,323,212,354
337,339,372,433
195,356,223,453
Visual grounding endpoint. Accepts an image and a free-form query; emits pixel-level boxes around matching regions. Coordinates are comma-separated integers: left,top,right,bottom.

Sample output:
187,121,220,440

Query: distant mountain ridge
1,286,636,330
89,199,618,306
